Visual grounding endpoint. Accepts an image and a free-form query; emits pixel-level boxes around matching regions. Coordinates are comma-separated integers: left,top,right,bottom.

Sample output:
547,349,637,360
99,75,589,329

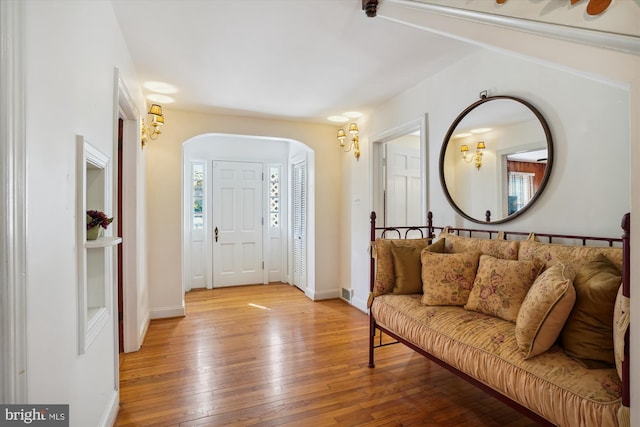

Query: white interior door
212,160,263,286
385,143,421,227
292,161,306,290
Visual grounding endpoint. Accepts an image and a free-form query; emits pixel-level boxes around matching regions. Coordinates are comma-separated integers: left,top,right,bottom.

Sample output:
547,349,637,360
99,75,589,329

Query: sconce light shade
461,142,486,170
141,103,166,147
148,104,163,117
337,122,360,160
337,128,347,146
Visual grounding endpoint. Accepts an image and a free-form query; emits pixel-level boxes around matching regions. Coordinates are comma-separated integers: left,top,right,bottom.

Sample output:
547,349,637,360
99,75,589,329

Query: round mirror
439,95,553,224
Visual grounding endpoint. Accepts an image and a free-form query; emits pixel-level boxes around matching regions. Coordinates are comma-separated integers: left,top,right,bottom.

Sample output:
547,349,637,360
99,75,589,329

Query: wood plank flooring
115,283,539,427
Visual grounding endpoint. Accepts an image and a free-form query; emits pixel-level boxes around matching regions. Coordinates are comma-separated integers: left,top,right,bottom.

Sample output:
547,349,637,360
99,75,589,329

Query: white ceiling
111,0,475,123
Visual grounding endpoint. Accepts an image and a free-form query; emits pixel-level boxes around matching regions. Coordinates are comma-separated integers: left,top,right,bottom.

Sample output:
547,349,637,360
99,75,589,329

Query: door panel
385,143,421,227
212,161,263,286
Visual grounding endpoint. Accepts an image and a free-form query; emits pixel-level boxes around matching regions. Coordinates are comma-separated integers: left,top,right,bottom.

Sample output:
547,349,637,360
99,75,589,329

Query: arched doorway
181,133,316,297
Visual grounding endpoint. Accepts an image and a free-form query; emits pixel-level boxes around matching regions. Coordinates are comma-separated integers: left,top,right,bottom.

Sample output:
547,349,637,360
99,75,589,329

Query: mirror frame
439,95,554,224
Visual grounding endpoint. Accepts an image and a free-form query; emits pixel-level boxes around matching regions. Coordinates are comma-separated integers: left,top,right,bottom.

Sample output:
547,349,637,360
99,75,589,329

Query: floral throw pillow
421,251,480,306
465,255,543,322
515,263,576,359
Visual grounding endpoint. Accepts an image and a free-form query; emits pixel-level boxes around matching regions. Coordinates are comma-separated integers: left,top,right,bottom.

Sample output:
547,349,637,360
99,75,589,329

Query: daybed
367,211,630,427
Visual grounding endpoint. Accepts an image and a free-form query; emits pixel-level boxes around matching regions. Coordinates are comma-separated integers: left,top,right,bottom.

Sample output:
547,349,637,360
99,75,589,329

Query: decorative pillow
515,263,576,359
393,239,446,294
421,251,480,306
518,239,623,273
373,238,429,295
465,255,543,322
438,231,519,260
613,285,629,380
561,253,621,368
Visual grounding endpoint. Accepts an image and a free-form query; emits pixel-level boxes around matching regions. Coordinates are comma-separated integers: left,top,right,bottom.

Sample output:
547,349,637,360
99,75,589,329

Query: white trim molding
0,0,28,403
149,305,186,319
383,0,640,55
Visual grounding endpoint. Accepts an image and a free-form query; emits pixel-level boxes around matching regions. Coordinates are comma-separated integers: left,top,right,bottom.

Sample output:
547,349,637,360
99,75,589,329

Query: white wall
22,1,145,426
345,4,640,423
146,109,343,316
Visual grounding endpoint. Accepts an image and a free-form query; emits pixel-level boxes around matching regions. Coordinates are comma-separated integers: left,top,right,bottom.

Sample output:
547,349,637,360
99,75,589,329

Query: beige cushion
465,255,543,322
438,232,519,260
516,263,577,359
518,239,623,272
561,253,621,368
421,251,480,306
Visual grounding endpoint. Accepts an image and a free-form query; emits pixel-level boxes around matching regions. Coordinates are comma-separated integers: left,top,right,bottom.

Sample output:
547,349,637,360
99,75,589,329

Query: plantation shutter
292,161,306,289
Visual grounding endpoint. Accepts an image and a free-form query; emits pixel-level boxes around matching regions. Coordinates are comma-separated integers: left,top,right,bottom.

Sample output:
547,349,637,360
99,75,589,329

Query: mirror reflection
440,96,553,224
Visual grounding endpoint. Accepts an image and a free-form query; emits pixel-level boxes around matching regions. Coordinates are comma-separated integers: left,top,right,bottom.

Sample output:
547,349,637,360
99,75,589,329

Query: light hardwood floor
115,283,539,426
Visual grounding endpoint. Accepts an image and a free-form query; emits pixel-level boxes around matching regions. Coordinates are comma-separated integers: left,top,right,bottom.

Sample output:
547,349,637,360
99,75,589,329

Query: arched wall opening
181,133,316,299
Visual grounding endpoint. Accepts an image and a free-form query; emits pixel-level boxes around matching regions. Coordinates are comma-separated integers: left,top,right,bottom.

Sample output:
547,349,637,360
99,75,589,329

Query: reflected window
508,172,534,214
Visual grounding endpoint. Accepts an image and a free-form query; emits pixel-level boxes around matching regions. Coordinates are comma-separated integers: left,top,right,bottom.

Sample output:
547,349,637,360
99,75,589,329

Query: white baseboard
149,304,185,319
310,288,340,300
100,390,119,427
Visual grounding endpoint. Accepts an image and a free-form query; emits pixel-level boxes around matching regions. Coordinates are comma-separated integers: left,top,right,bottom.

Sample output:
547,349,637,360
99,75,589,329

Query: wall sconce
461,141,486,170
141,104,165,147
337,123,360,160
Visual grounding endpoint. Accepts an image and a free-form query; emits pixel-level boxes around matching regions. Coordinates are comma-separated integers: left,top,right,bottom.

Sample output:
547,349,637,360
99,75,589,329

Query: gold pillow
373,238,430,295
561,253,621,368
373,238,445,295
421,251,479,306
515,263,576,359
392,239,446,294
465,255,543,322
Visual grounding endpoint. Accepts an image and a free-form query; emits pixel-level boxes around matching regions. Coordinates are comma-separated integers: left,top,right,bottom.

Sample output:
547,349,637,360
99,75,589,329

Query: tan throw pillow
515,263,577,359
465,255,543,322
561,253,621,368
387,239,445,295
421,251,480,306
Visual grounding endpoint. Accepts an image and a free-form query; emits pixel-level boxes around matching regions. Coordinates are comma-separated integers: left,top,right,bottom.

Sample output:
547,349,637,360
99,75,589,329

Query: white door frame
371,115,429,226
1,0,28,403
114,70,145,354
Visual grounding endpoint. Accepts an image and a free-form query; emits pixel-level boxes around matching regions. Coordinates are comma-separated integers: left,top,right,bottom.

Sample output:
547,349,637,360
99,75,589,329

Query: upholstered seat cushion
371,294,620,427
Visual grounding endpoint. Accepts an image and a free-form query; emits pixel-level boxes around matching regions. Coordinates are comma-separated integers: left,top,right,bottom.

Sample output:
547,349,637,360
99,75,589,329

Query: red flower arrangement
86,210,113,230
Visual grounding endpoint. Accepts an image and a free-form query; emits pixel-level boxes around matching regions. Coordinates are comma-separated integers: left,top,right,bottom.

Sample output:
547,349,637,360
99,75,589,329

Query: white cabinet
76,135,121,354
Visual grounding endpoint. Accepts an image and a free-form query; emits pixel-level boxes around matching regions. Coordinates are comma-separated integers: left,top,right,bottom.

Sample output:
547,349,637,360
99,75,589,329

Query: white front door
212,160,263,286
385,142,421,227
